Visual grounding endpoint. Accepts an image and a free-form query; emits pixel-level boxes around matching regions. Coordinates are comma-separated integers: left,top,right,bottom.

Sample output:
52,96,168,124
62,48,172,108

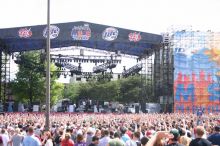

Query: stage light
11,53,14,59
122,64,142,78
14,56,21,64
70,71,74,77
78,63,82,70
55,62,62,69
51,58,55,62
50,54,121,77
57,72,61,78
108,63,116,69
123,66,126,71
93,65,107,73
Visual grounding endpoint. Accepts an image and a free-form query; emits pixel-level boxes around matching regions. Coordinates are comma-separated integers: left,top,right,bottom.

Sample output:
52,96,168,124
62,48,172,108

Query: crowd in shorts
0,112,220,146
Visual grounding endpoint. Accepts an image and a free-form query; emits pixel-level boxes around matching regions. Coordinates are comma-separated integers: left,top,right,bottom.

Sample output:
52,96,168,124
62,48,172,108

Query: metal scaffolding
146,53,153,101
138,49,155,112
0,48,10,107
161,33,173,112
171,26,220,113
154,45,162,100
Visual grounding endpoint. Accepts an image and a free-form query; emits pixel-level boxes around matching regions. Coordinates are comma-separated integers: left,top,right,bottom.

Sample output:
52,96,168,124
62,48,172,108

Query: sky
1,0,220,34
1,0,220,82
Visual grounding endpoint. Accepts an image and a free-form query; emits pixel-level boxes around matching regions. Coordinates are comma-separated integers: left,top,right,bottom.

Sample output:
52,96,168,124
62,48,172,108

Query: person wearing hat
166,129,184,146
189,126,211,146
207,125,220,146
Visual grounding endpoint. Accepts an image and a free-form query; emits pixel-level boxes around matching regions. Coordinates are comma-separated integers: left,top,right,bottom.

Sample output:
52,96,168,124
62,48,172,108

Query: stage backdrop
173,31,220,113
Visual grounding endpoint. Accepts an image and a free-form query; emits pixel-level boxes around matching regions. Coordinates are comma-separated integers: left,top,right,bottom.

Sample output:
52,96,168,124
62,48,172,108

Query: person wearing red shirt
61,133,74,146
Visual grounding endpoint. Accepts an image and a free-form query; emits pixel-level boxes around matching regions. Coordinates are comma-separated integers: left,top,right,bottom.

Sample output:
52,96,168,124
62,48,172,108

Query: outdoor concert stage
0,21,220,113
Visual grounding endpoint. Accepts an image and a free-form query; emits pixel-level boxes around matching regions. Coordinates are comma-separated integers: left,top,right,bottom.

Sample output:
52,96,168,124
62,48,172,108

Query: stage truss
0,21,174,112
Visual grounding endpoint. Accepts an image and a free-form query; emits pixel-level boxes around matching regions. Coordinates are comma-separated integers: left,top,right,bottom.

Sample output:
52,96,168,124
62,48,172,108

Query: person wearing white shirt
23,126,41,146
125,132,141,146
98,130,111,146
0,129,10,146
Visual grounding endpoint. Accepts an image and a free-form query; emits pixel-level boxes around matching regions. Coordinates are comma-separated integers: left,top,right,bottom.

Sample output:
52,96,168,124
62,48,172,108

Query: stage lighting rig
93,64,107,73
92,54,118,73
122,64,143,78
50,54,121,64
93,62,117,73
14,55,22,64
51,53,120,77
54,62,82,75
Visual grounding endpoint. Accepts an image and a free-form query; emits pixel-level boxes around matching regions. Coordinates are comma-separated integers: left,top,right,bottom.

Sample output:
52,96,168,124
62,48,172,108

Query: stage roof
0,21,162,56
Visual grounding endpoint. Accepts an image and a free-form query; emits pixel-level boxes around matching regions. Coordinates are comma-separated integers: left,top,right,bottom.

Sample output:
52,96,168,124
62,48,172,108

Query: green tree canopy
119,75,142,103
11,51,64,105
64,75,147,103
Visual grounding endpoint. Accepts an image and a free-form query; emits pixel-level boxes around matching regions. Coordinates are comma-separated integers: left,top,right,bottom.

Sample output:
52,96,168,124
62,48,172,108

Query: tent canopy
0,21,162,56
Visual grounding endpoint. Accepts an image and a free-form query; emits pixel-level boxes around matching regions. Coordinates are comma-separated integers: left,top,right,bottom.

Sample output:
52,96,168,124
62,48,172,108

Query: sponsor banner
128,32,141,42
71,24,91,40
18,28,32,38
43,25,60,39
102,27,118,41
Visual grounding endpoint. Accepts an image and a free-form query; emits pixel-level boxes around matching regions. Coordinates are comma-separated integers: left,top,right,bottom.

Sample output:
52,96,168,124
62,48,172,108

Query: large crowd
0,112,219,146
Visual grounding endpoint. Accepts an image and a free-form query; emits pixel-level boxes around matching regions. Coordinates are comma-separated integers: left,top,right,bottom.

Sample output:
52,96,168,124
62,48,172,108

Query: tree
64,78,120,102
50,64,64,105
11,51,64,106
50,81,64,105
63,83,80,102
119,75,142,103
64,75,143,103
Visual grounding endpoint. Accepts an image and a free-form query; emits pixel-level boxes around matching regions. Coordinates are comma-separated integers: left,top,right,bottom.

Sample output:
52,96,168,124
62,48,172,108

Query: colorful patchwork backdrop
173,31,220,113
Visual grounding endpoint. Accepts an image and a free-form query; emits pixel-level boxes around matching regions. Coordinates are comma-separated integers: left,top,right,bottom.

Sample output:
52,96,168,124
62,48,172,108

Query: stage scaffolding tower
161,33,173,112
146,53,153,102
153,45,162,102
139,57,146,112
0,43,10,110
139,49,153,112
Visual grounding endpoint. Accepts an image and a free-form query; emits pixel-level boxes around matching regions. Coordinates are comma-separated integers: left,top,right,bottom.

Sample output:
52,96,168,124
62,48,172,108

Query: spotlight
57,72,61,78
70,71,74,77
122,64,142,78
14,57,21,64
